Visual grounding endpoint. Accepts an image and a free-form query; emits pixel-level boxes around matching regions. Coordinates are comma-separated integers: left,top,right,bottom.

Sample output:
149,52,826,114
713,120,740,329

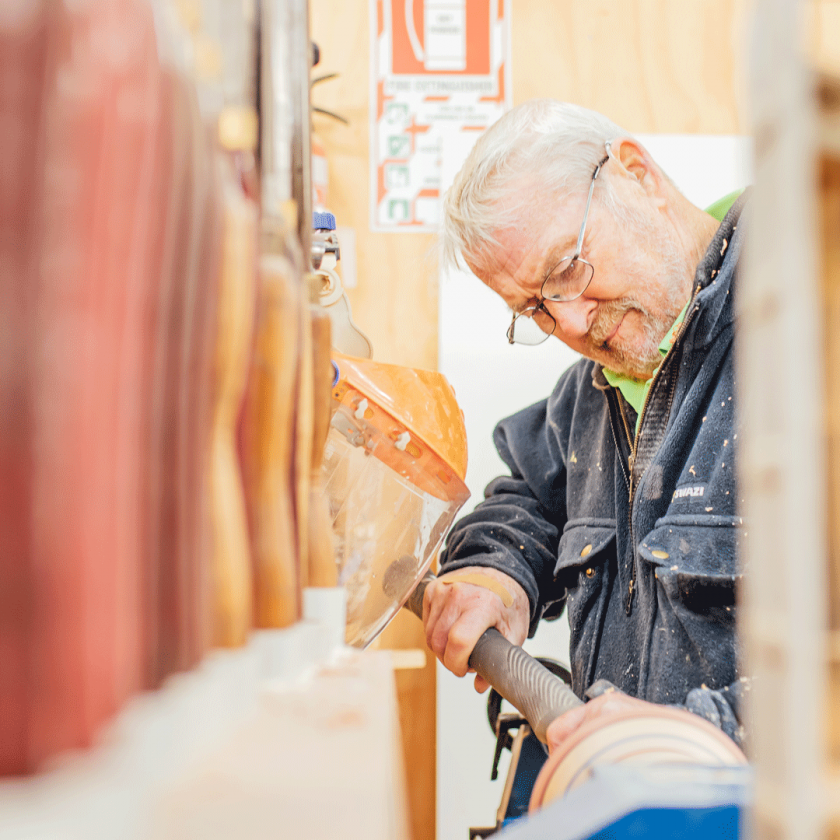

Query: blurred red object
0,0,52,778
146,67,219,686
0,0,221,774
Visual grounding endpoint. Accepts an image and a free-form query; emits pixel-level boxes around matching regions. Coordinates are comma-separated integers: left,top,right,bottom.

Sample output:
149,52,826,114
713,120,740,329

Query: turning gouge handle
404,572,584,743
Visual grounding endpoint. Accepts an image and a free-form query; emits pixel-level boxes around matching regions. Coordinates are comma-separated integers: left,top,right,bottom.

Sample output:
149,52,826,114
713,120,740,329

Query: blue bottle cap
313,211,336,231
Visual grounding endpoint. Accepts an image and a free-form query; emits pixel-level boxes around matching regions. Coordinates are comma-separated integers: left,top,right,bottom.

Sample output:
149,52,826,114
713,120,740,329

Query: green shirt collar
602,299,690,421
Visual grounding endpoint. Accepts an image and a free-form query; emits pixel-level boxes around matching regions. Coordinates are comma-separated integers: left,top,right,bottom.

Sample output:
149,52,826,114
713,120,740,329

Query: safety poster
370,0,511,231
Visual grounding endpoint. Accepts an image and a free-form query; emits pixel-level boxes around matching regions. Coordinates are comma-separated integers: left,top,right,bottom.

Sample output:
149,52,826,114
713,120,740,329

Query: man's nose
549,296,596,339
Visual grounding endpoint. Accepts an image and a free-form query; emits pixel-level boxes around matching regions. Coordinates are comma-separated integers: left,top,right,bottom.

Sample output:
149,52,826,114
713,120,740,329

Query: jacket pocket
638,514,744,613
638,515,743,698
553,518,617,582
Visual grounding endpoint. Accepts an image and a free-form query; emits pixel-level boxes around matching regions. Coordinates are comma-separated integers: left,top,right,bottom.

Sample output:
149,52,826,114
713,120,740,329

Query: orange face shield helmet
323,353,470,648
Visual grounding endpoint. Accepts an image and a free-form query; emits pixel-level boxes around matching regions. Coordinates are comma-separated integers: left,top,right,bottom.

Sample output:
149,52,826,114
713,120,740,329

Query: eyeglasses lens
508,306,554,346
541,257,594,302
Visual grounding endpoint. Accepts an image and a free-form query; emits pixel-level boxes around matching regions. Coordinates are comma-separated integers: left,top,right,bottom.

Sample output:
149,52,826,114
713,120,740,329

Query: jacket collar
685,189,749,352
592,365,610,390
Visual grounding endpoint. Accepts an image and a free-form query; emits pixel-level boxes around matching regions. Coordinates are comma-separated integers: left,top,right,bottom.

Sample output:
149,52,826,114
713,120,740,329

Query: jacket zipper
616,394,634,458
624,284,701,615
617,396,637,614
607,390,631,491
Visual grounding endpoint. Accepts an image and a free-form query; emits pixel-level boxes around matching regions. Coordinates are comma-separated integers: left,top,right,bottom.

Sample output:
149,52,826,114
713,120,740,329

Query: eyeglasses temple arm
506,311,517,344
572,155,609,260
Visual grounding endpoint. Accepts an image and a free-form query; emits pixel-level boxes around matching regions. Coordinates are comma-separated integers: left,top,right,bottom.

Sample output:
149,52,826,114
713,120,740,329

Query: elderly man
424,99,747,750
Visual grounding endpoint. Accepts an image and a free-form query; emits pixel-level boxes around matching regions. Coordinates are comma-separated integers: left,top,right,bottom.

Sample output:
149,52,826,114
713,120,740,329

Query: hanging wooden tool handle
242,248,302,628
208,159,257,647
405,573,584,744
306,301,337,587
293,288,314,589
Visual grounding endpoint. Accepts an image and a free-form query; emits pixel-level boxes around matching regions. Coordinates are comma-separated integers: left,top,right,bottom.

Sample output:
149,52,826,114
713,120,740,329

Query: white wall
436,133,753,840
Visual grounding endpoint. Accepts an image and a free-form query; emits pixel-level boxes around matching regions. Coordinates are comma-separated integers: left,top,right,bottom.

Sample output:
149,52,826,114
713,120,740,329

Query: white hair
440,100,637,273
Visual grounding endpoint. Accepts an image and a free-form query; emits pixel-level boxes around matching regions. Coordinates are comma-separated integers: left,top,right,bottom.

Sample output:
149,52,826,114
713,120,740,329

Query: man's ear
607,137,666,200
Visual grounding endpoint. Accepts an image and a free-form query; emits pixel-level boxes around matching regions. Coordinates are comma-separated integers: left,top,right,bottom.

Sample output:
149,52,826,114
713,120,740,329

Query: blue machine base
497,764,752,840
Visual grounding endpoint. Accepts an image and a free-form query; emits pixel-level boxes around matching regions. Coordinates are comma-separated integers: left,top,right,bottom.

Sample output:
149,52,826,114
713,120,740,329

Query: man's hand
422,566,530,693
545,689,662,753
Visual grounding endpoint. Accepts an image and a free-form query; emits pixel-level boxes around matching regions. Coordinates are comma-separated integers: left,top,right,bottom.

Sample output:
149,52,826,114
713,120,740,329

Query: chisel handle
404,573,584,744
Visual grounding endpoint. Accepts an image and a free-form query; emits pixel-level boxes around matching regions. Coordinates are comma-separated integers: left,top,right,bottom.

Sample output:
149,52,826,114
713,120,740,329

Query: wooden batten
820,136,840,778
739,6,828,840
741,7,840,832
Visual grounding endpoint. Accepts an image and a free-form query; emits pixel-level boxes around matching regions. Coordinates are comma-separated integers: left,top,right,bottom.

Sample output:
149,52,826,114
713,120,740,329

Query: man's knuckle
449,620,484,653
443,649,467,677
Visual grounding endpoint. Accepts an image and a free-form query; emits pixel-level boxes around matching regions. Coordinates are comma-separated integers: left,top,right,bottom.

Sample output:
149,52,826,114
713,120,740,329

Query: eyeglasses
506,150,611,346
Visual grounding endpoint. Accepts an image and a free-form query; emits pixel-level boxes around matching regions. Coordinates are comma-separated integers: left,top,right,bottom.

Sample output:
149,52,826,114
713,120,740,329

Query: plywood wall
308,2,765,838
511,0,749,134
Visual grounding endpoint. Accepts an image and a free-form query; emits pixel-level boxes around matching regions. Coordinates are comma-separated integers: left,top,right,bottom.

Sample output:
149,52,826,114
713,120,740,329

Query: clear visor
322,403,468,648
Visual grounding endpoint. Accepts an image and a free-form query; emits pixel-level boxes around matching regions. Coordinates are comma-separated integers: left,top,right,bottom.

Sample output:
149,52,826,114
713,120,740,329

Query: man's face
470,175,695,380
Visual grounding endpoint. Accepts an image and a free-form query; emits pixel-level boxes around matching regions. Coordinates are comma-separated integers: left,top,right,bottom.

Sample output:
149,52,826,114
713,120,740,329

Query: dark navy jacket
440,197,749,746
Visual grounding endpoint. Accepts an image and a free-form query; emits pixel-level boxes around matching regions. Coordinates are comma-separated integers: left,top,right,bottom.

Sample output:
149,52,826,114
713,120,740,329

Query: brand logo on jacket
672,484,706,501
